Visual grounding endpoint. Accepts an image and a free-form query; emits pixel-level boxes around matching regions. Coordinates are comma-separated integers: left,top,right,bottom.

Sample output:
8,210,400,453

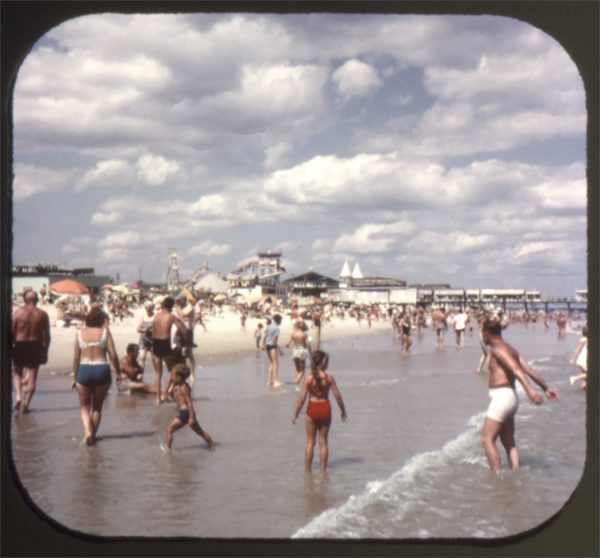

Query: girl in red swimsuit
293,350,347,472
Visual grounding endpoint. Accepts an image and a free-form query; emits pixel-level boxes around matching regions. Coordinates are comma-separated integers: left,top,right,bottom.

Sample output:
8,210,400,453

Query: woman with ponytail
293,350,347,472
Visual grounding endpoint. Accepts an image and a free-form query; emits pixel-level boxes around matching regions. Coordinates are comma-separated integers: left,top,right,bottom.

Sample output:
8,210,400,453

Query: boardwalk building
281,270,339,298
12,263,112,297
329,261,413,304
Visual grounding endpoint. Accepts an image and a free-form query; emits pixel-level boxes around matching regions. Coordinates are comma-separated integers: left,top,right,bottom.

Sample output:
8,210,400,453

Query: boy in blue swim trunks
164,364,215,451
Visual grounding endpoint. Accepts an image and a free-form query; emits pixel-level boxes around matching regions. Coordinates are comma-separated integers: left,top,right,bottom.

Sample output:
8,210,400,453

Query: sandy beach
40,302,389,375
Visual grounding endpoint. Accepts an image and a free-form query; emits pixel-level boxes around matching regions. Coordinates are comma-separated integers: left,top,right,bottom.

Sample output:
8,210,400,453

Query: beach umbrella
50,279,89,295
101,283,114,290
153,294,166,306
112,284,132,295
178,287,196,301
213,293,227,303
194,273,229,294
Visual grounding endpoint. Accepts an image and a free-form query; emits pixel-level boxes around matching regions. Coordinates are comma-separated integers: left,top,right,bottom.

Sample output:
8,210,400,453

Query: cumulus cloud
76,159,133,191
91,211,122,226
513,239,579,268
263,153,548,211
333,222,415,254
514,241,554,259
12,163,71,200
529,171,587,210
186,194,233,221
136,154,180,185
11,13,587,294
412,231,495,255
264,142,292,170
98,231,145,248
61,236,96,255
274,241,297,253
97,247,130,263
189,240,232,257
332,59,382,103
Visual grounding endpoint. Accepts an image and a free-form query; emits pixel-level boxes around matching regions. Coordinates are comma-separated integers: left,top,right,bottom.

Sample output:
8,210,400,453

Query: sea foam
292,412,486,539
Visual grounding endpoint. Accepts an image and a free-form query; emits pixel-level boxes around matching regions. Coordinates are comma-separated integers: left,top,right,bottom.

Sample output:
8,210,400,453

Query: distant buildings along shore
11,253,587,313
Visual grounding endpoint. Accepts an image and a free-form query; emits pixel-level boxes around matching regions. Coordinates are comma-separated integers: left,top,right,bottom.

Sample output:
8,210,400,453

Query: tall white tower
351,262,364,279
339,260,352,279
339,260,352,288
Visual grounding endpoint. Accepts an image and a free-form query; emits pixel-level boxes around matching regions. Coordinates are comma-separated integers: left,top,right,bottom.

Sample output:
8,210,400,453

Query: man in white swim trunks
286,318,312,385
481,319,559,473
453,307,468,348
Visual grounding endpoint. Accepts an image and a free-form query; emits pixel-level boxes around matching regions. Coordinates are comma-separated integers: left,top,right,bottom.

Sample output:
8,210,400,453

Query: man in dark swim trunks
12,290,51,413
151,296,188,406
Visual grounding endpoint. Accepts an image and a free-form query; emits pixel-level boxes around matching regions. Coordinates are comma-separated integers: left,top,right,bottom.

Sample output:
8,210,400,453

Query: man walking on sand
12,290,51,413
480,319,559,473
151,296,188,405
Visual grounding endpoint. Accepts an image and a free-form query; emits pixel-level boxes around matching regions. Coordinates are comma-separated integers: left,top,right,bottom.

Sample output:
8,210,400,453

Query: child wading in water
164,363,215,451
293,350,347,472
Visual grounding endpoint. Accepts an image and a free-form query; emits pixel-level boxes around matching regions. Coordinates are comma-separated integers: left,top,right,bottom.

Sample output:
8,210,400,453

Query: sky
11,12,587,296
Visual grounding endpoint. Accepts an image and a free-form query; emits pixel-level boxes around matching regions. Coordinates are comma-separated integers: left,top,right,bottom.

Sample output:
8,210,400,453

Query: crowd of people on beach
11,285,587,473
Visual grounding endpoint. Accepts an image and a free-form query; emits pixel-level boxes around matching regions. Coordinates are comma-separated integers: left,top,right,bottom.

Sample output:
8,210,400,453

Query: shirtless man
12,290,51,413
453,308,468,348
175,295,197,384
556,312,568,338
432,307,447,347
151,296,188,405
399,312,412,354
481,319,559,473
286,318,312,386
416,306,426,336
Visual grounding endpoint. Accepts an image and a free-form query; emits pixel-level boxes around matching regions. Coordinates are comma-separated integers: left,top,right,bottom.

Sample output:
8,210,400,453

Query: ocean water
10,323,586,540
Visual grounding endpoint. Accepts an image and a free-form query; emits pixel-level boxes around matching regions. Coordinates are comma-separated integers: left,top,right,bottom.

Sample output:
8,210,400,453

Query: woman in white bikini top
72,306,120,446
